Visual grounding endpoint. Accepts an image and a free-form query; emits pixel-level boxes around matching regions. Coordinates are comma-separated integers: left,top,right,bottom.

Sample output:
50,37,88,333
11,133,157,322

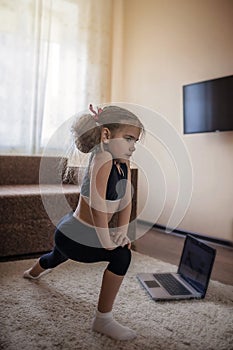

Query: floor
133,224,233,286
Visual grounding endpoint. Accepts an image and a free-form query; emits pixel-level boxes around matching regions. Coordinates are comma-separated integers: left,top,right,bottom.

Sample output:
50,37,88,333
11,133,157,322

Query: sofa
0,155,138,259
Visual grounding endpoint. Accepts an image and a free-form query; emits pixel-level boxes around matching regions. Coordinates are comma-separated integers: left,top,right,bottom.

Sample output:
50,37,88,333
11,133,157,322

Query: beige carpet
1,251,233,350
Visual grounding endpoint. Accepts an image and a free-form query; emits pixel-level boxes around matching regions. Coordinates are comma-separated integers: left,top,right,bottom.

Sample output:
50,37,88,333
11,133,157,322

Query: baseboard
138,220,233,248
0,251,50,263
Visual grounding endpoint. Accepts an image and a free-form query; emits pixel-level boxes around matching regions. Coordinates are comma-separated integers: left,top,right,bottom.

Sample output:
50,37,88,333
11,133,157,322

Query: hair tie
89,104,103,124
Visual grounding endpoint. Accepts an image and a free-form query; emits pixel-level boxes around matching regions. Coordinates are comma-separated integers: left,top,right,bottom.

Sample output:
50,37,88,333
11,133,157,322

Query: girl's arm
89,151,118,249
111,163,132,247
117,163,132,231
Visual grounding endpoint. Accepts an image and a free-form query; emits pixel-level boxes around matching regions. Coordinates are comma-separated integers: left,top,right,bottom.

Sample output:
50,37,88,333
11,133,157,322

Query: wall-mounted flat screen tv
183,75,233,134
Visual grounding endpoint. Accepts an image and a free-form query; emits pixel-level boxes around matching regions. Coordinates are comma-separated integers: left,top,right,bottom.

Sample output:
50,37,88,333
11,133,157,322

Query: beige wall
111,0,233,241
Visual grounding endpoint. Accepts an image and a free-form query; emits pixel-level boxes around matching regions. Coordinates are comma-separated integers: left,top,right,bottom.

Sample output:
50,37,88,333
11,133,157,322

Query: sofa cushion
0,184,80,257
0,155,66,185
0,184,80,222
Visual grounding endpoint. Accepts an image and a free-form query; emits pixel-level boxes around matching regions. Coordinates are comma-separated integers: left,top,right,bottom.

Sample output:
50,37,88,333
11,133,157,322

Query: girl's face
106,125,141,162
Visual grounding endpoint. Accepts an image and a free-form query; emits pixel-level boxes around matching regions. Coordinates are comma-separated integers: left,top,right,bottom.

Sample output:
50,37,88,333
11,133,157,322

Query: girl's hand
107,236,131,250
110,230,131,248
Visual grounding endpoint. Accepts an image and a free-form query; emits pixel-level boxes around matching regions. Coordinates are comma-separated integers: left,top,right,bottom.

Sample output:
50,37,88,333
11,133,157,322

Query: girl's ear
101,127,111,144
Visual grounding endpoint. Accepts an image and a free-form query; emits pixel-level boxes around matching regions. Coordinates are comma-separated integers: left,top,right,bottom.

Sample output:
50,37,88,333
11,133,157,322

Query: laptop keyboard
153,273,192,295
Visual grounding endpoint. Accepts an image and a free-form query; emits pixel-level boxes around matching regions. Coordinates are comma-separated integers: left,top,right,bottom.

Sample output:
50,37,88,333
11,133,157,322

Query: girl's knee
39,247,67,269
108,246,132,276
118,246,132,266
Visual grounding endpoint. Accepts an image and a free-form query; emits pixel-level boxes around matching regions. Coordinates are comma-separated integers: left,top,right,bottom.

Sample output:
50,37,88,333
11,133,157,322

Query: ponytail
71,113,101,153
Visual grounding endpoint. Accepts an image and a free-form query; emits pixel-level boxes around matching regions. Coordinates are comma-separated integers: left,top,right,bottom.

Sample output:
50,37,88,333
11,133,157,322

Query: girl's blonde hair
71,105,144,153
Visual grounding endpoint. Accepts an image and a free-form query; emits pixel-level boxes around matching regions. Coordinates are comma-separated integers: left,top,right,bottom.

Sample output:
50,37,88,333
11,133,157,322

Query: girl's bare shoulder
92,150,113,164
90,151,113,173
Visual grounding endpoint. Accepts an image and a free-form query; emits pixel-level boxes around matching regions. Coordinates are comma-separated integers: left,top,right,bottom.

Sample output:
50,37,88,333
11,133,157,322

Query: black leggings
39,212,131,276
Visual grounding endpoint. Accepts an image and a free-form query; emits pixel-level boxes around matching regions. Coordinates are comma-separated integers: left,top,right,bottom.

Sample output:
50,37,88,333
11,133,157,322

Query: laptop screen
178,235,216,295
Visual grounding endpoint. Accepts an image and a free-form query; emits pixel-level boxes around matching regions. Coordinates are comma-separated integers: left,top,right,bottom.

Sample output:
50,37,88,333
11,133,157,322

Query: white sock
92,310,136,341
23,268,52,280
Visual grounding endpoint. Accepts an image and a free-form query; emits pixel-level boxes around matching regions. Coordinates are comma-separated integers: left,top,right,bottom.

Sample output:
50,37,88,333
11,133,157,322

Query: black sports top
81,159,128,201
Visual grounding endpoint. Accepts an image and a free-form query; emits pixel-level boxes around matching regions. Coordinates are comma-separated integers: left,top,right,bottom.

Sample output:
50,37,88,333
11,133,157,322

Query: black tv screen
183,75,233,134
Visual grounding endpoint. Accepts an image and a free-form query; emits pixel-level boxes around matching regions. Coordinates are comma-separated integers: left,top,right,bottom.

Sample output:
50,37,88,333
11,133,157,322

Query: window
0,0,113,154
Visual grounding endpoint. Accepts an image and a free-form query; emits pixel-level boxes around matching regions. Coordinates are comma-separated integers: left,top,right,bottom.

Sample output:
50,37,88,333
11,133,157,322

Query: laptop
137,235,216,301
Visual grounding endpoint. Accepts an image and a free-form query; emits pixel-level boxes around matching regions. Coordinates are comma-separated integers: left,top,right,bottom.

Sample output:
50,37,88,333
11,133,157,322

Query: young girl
23,105,144,341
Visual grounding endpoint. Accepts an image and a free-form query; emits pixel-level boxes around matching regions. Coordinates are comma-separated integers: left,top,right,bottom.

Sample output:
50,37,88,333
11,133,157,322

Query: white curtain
0,0,113,154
